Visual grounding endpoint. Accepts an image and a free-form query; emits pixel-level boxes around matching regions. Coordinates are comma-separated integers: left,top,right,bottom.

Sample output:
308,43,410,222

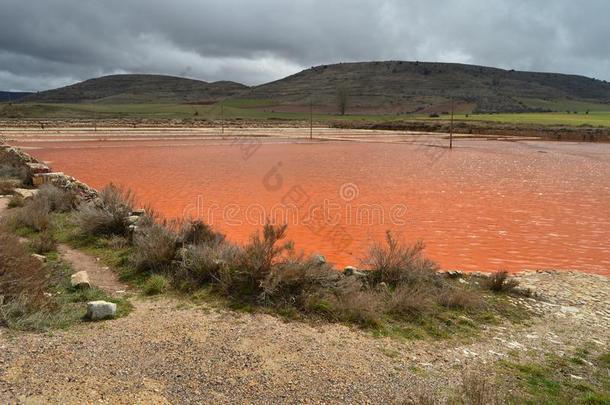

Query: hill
0,91,33,102
21,74,248,104
239,61,610,113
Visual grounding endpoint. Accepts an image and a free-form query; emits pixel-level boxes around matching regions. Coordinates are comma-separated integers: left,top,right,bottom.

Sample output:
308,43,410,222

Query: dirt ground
0,269,608,404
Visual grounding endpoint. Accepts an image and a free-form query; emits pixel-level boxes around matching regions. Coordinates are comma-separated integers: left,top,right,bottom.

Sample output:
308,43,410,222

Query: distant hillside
239,61,610,113
0,91,33,102
21,74,249,104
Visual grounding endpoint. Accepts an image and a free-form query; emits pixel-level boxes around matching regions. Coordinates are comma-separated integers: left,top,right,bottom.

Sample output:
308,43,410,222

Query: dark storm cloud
1,0,609,91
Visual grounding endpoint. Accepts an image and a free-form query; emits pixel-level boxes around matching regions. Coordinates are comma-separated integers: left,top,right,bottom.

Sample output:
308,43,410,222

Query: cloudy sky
1,0,609,91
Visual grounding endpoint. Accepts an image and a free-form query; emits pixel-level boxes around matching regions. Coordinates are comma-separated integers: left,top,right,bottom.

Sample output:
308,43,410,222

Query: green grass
1,229,132,331
4,99,610,127
427,111,610,127
501,346,610,404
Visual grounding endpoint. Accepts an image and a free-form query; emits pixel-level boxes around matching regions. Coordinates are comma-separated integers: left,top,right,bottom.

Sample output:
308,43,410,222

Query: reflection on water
15,134,610,275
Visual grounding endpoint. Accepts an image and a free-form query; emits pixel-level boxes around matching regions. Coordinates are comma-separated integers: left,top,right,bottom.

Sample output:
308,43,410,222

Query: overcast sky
1,0,609,91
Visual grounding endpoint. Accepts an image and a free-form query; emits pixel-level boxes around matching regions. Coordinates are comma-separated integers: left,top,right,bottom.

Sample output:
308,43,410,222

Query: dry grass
74,184,134,236
8,196,51,232
37,184,76,212
132,222,178,273
0,229,53,324
363,231,439,287
485,270,519,293
29,230,58,254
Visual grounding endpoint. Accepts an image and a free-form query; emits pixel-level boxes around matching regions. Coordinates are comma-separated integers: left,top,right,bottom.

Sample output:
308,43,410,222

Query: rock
25,162,51,174
313,254,326,265
13,188,39,200
560,306,579,314
447,270,464,278
126,215,141,225
71,271,91,289
131,209,146,216
344,266,366,277
86,301,117,321
31,253,47,263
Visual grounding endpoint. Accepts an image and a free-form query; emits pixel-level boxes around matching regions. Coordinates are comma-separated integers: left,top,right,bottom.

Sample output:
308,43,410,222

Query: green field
2,99,610,127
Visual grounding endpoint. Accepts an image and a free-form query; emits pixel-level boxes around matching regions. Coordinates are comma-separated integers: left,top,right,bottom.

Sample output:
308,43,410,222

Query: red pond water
13,132,610,275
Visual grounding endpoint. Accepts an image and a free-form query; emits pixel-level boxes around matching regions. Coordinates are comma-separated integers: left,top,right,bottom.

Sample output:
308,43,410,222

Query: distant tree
337,86,349,115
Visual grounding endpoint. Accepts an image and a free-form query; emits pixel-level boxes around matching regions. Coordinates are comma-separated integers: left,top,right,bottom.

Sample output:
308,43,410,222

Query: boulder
86,301,117,321
13,188,39,200
71,271,91,289
25,162,51,174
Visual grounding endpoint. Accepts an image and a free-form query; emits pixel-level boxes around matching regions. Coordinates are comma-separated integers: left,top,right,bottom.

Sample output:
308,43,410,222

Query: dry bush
176,242,242,291
132,222,178,273
326,289,385,327
29,230,58,254
178,219,225,246
485,271,519,293
262,255,339,306
225,224,294,297
37,184,76,212
438,286,482,310
8,196,50,231
0,163,27,182
74,184,134,236
0,230,53,319
387,284,435,318
364,231,439,287
455,370,505,405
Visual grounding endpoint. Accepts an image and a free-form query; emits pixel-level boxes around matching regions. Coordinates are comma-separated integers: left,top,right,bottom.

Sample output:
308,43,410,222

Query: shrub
0,230,53,324
8,196,50,231
74,184,134,236
438,286,482,310
363,231,439,287
176,242,242,291
29,230,58,254
37,184,76,212
386,284,435,318
262,255,339,306
132,222,178,273
224,224,293,298
326,289,385,328
142,275,168,295
178,219,225,246
0,163,27,182
485,271,519,293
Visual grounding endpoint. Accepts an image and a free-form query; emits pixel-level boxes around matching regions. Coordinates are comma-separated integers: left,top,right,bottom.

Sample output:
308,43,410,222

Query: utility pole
309,99,313,140
449,98,454,149
220,102,224,138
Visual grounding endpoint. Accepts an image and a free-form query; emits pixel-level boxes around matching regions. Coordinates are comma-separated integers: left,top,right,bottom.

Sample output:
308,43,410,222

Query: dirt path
0,271,608,404
0,196,127,294
57,245,128,294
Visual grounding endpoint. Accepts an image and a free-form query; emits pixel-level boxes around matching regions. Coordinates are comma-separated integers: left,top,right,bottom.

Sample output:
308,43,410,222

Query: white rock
560,306,579,314
71,271,91,289
86,301,117,321
31,253,47,263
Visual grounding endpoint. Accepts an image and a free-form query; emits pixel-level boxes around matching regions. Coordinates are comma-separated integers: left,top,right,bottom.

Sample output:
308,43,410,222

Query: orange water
16,136,610,275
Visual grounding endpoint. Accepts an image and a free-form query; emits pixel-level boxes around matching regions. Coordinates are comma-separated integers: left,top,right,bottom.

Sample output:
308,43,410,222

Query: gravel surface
1,270,609,404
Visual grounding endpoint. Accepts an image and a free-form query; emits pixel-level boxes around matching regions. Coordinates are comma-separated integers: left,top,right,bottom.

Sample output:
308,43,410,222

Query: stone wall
0,142,99,202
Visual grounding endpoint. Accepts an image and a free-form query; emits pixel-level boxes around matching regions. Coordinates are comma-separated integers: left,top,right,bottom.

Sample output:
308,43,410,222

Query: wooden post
449,98,454,149
310,100,313,140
